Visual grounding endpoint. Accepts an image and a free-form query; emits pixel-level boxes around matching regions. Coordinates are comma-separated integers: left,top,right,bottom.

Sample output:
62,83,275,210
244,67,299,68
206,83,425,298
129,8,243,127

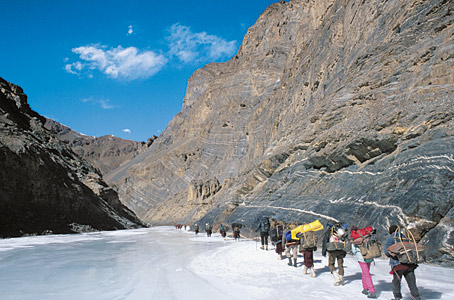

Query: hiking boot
332,271,341,286
338,275,344,286
310,267,316,278
288,258,293,266
362,289,369,295
260,246,264,250
265,245,268,250
293,259,297,267
367,292,376,299
303,266,308,274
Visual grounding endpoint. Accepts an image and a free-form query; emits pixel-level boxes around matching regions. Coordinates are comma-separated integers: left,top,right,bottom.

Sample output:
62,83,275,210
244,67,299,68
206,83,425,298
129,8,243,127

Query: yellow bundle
290,220,324,240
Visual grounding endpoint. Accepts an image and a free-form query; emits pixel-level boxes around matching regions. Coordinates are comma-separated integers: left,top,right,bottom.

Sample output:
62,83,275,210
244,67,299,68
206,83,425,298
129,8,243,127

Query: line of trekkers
255,217,425,300
182,218,424,300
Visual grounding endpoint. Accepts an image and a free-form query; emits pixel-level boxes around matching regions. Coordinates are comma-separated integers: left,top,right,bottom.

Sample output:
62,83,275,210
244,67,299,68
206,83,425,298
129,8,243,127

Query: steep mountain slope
44,118,155,175
0,77,143,237
106,0,454,265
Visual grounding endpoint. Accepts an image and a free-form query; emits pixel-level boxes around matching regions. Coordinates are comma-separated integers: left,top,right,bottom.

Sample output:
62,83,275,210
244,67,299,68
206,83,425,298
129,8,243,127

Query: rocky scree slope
0,77,143,237
44,118,155,176
106,0,454,266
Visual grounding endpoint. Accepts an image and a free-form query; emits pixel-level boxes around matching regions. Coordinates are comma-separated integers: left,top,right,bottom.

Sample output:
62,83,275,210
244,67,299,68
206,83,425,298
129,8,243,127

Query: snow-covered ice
0,226,453,300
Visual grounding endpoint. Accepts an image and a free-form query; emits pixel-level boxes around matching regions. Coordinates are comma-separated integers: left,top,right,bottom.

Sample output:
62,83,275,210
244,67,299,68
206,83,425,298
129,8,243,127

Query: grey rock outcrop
106,0,454,265
44,118,154,175
0,77,143,237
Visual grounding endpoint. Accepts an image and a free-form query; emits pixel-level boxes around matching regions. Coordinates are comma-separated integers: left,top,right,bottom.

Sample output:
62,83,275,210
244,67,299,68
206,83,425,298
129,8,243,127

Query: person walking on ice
256,217,270,250
232,223,242,241
385,225,421,300
351,226,377,298
322,223,348,286
283,223,300,267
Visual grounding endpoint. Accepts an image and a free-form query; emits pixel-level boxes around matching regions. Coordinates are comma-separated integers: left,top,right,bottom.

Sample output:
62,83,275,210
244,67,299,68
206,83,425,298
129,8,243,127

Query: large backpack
387,227,425,264
357,229,381,260
351,226,373,244
299,230,318,250
284,230,296,242
270,225,283,243
263,220,270,232
326,224,349,252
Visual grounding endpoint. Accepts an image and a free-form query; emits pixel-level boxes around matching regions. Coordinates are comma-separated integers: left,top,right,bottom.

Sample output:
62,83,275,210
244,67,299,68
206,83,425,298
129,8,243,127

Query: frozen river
1,226,453,300
0,227,247,300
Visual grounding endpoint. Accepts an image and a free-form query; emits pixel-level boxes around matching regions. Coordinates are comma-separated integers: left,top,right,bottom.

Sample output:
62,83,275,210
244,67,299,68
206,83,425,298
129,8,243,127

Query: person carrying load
219,224,229,239
283,223,300,267
384,225,422,300
322,223,348,286
205,223,212,237
232,223,242,241
296,219,323,278
256,217,271,250
269,219,285,260
351,226,378,298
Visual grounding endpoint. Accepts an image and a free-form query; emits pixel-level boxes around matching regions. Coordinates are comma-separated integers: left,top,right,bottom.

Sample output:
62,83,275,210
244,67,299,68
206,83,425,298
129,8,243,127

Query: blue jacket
351,244,374,263
384,232,407,267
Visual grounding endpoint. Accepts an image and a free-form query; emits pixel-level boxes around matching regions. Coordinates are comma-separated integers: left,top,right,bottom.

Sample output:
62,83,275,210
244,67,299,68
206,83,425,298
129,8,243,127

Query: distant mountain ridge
0,77,144,237
106,0,454,266
44,118,156,175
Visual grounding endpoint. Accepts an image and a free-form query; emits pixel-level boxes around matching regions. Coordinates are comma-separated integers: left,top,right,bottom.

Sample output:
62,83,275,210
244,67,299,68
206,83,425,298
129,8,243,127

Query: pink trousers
359,262,375,293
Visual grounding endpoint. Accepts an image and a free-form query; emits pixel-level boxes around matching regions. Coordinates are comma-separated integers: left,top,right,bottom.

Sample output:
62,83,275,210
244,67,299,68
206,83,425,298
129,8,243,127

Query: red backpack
351,226,373,244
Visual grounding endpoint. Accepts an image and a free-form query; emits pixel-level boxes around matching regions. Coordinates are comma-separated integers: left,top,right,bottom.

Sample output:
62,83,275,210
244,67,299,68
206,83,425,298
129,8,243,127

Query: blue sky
0,0,277,141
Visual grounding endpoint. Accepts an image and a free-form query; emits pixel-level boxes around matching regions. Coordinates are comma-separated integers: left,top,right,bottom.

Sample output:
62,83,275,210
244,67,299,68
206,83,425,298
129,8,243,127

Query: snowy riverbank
0,227,453,300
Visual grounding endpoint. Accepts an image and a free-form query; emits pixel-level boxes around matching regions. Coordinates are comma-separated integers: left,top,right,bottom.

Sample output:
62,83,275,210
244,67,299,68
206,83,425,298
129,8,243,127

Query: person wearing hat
384,225,421,300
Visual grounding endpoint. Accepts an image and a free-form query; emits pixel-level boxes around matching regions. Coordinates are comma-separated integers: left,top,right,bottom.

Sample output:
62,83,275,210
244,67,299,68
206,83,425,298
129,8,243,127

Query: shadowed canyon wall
0,78,143,237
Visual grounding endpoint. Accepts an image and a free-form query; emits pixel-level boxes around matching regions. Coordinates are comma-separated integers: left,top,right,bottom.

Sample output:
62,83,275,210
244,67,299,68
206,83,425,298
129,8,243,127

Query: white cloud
81,97,115,109
167,24,237,64
122,129,132,134
65,44,167,80
65,24,236,79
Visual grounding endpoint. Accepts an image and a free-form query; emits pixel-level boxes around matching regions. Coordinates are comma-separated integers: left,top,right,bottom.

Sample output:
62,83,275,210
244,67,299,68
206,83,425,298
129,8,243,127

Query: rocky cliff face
44,118,154,175
0,77,143,237
106,0,454,265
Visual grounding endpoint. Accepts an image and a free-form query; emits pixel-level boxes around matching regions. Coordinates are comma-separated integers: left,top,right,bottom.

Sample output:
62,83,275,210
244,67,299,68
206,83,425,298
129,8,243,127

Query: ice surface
0,227,453,300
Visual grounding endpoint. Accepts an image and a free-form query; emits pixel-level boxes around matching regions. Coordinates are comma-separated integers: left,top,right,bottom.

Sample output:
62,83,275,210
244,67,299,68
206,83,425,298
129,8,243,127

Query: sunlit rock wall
106,0,454,265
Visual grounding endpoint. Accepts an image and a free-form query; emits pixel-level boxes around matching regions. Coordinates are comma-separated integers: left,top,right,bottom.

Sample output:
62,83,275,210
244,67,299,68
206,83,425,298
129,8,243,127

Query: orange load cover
290,220,324,240
387,241,426,255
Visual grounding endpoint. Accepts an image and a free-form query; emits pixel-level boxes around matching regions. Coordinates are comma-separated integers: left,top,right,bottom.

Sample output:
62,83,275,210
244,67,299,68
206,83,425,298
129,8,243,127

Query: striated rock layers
44,118,155,175
106,0,454,265
0,77,143,237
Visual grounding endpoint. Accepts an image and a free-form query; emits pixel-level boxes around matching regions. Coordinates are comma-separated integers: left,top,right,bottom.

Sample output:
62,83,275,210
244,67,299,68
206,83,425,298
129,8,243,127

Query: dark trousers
392,268,420,299
328,251,345,275
275,243,284,255
260,232,269,246
303,250,314,268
